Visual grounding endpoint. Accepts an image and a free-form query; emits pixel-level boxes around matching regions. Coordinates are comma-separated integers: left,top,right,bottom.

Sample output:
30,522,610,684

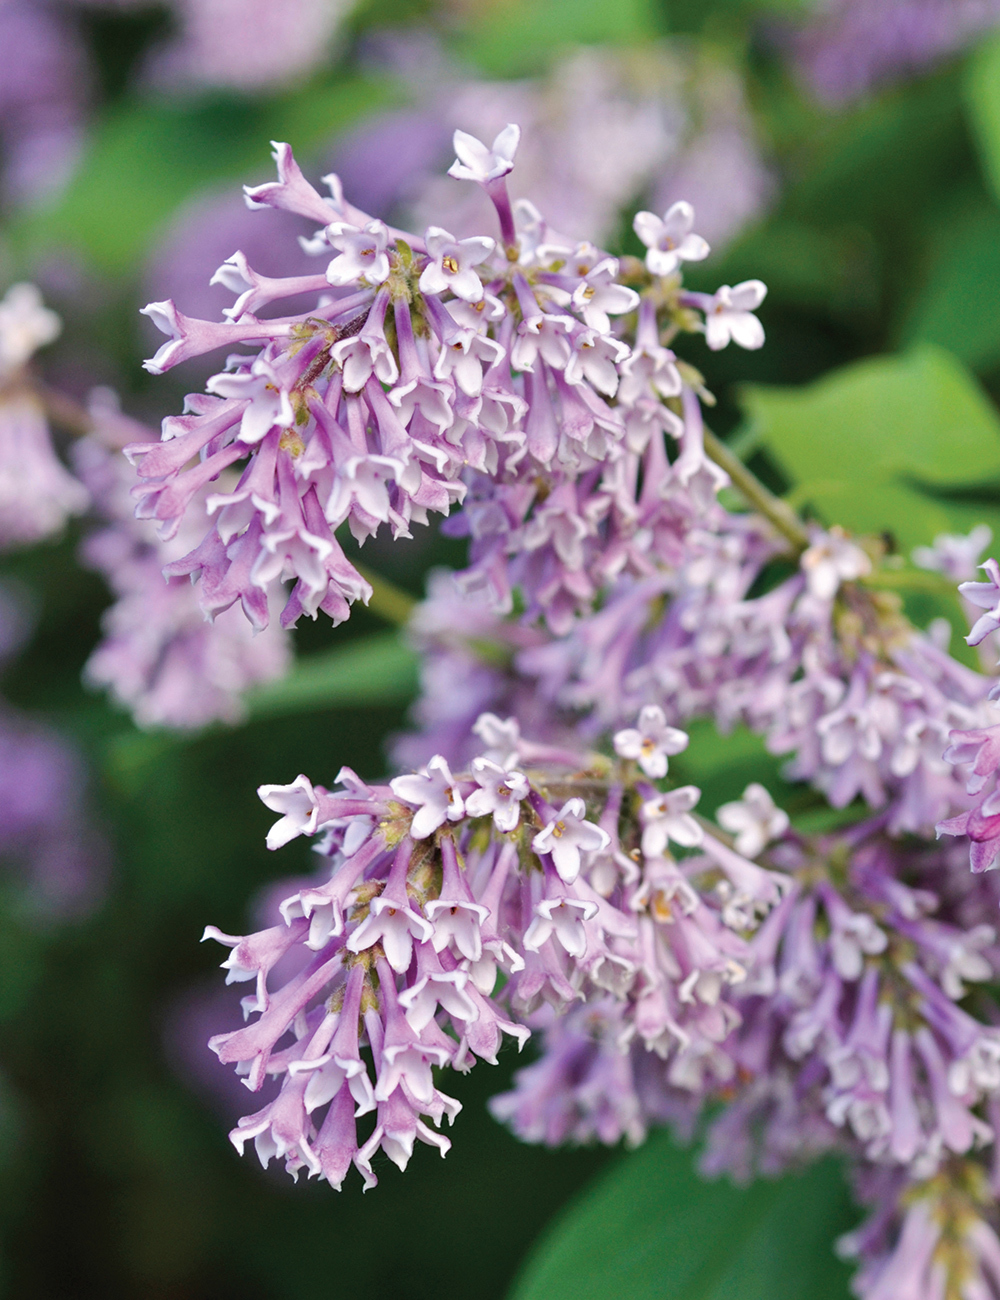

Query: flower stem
703,427,811,553
353,564,417,625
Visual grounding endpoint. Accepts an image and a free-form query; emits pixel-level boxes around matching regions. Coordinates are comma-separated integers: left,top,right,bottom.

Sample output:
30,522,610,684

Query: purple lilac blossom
204,714,790,1186
163,122,1000,1291
790,0,1000,104
0,0,87,206
142,0,357,91
131,128,762,633
74,389,291,730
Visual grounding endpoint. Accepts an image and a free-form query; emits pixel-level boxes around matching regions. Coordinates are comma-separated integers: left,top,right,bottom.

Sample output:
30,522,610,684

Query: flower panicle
132,128,765,633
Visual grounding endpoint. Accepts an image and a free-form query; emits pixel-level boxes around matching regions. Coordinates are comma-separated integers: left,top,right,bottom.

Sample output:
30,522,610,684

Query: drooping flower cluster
133,129,766,634
162,127,1000,1295
205,711,792,1185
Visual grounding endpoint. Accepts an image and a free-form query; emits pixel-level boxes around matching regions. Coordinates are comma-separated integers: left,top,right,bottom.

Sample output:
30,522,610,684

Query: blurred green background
3,0,1000,1294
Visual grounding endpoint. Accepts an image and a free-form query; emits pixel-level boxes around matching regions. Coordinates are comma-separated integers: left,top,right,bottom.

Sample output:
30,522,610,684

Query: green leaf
246,631,418,719
454,0,659,77
13,76,395,273
740,344,1000,553
899,185,1000,371
510,1132,856,1300
965,31,1000,207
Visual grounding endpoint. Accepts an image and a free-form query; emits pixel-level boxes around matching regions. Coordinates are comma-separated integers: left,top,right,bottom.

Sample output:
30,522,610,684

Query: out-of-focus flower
789,0,1000,105
0,0,88,206
0,284,88,549
144,0,358,90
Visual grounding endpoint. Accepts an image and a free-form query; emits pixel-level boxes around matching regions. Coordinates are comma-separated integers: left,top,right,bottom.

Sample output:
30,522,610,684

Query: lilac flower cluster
205,711,791,1185
133,130,765,635
161,129,1000,1293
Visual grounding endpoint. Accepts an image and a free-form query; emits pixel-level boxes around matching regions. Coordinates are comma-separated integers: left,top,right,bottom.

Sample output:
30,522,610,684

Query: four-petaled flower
532,799,611,883
419,227,496,303
465,758,529,832
524,897,598,959
257,774,323,850
390,755,465,839
633,202,710,277
472,713,521,768
703,281,767,351
448,125,521,184
640,787,704,856
570,259,640,334
717,783,790,858
614,707,690,779
325,220,391,286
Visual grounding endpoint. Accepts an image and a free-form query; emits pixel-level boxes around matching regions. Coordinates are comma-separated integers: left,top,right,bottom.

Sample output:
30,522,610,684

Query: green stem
354,564,417,626
703,427,811,553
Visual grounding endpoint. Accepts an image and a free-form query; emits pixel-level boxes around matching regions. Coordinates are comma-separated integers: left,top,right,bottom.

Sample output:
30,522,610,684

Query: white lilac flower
703,280,766,350
418,227,496,303
325,219,391,287
258,774,323,850
633,202,710,277
570,258,640,334
390,755,465,839
205,355,295,444
613,706,689,779
523,897,599,959
564,330,629,396
716,783,790,858
465,758,529,831
801,526,872,601
640,787,704,856
448,124,521,184
532,799,611,883
0,282,61,378
472,712,521,768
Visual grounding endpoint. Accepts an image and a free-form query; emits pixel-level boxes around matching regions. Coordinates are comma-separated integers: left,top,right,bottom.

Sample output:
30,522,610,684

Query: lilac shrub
125,127,1000,1294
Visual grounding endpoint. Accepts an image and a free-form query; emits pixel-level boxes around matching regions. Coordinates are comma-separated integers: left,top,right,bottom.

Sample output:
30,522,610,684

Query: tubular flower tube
131,129,764,632
204,714,794,1187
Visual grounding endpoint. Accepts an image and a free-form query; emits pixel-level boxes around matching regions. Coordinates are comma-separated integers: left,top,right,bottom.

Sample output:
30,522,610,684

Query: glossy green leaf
510,1133,856,1300
740,344,1000,552
15,76,394,273
246,631,419,719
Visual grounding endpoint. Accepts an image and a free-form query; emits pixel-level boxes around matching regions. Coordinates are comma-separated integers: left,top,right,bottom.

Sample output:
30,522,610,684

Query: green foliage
965,31,1000,207
740,343,1000,553
900,184,1000,372
454,0,660,77
247,631,419,717
510,1131,856,1300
